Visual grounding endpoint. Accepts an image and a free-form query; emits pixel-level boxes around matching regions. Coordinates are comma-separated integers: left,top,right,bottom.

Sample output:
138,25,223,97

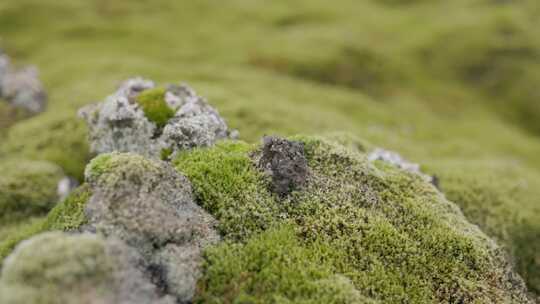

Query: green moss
424,160,540,294
160,147,173,160
85,152,163,189
0,112,90,181
135,87,175,127
0,159,64,223
175,141,279,240
0,185,92,264
252,47,403,97
198,226,379,304
177,137,529,303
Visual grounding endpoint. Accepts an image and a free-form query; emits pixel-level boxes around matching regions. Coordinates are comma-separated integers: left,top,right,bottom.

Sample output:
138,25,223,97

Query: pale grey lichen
0,53,46,114
0,232,175,304
84,152,219,302
79,77,235,160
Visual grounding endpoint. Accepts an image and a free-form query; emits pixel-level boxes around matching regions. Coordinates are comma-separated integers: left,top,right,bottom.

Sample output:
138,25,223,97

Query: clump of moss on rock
175,136,534,303
0,159,64,223
135,87,175,128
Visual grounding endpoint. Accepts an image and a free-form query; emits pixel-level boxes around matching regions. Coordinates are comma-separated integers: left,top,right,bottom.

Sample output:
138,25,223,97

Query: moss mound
0,112,90,180
0,159,63,223
175,137,532,303
135,87,175,128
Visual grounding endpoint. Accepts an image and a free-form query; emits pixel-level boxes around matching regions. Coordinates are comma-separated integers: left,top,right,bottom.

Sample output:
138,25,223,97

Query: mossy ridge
424,160,540,294
175,136,529,303
0,185,91,264
135,87,175,128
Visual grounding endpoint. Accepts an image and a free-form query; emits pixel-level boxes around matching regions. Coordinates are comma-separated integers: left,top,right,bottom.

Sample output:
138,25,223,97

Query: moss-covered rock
0,159,64,223
79,78,233,160
0,112,90,181
0,232,175,304
174,136,534,303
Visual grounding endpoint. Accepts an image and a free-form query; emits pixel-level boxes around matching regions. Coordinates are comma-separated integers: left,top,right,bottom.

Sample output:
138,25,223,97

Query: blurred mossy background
0,0,539,295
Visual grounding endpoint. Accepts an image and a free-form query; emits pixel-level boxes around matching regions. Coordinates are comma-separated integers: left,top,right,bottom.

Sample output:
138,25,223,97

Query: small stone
258,136,309,197
367,148,434,182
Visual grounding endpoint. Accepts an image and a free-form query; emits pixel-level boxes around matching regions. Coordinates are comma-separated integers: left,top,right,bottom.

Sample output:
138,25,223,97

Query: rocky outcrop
84,152,219,302
79,78,236,160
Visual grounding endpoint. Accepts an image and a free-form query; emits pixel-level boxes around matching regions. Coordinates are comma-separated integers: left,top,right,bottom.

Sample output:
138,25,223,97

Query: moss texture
176,137,531,303
135,87,175,128
0,159,63,224
424,160,540,294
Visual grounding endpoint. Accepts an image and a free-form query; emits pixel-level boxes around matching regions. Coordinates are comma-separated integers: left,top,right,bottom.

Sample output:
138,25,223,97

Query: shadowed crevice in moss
250,47,403,97
0,184,91,264
135,87,175,128
418,20,540,136
175,136,532,303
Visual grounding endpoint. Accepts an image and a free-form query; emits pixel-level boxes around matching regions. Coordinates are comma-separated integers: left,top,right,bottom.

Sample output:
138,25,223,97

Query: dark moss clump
176,136,532,303
135,87,175,128
0,185,91,263
418,21,540,135
0,159,63,223
0,112,90,181
251,47,402,97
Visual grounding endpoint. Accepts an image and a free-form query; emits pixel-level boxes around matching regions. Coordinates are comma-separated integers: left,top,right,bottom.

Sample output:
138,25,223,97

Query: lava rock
258,136,309,197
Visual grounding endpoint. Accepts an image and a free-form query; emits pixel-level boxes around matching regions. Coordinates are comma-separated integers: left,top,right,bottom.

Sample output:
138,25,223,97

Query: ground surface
0,0,539,300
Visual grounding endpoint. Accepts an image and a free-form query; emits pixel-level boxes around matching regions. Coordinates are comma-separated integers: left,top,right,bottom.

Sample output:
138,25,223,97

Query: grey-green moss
0,112,90,181
135,87,174,128
0,159,64,223
175,137,532,303
0,232,114,304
